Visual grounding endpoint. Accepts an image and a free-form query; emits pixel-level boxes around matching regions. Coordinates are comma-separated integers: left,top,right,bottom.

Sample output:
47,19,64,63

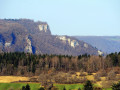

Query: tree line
0,52,120,76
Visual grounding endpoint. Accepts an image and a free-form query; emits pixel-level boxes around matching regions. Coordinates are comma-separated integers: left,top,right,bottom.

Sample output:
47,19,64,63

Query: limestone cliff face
0,19,99,55
56,36,79,48
24,36,32,53
38,24,48,32
56,35,100,55
37,23,51,35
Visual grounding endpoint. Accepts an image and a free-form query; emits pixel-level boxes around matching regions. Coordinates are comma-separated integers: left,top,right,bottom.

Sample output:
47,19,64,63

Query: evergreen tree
22,86,26,90
112,81,120,90
25,84,30,90
63,86,66,90
39,87,45,90
84,80,93,90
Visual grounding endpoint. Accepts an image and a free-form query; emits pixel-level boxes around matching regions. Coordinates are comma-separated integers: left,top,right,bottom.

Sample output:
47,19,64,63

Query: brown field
0,76,29,83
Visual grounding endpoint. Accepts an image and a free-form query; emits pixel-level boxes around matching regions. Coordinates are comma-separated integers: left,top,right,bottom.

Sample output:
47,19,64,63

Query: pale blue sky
0,0,120,36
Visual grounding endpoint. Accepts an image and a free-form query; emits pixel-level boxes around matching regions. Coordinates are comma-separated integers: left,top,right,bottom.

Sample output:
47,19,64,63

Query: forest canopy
0,52,120,76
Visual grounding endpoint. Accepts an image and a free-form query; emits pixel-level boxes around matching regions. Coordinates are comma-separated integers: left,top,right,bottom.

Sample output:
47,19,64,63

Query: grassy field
0,83,112,90
0,83,84,90
0,83,41,90
55,84,84,90
0,75,113,90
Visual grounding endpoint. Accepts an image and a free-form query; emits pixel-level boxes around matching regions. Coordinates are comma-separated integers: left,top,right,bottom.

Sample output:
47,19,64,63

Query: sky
0,0,120,36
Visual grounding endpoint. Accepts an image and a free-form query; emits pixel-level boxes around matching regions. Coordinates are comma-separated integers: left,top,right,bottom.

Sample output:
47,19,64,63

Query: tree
39,87,45,90
84,80,93,90
22,86,26,90
22,84,30,90
63,86,66,90
25,84,30,90
112,81,120,90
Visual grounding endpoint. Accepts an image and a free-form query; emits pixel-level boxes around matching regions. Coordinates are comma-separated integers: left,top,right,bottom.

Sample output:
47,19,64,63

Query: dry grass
0,76,29,83
86,75,94,81
0,72,119,88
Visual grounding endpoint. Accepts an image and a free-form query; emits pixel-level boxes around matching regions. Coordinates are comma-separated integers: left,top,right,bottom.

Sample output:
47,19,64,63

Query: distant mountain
0,19,99,55
75,36,120,54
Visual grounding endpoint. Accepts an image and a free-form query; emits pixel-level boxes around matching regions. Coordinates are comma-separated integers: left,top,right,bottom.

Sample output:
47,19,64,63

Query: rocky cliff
0,19,99,55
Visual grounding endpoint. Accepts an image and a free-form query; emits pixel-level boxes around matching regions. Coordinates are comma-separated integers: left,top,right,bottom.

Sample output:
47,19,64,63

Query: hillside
75,36,120,54
0,19,99,55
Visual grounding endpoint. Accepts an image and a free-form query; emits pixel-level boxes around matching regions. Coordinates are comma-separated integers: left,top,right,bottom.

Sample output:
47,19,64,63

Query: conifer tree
84,80,93,90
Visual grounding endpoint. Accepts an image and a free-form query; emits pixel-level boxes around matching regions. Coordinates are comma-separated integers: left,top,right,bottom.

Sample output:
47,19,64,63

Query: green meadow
0,83,40,90
0,83,112,90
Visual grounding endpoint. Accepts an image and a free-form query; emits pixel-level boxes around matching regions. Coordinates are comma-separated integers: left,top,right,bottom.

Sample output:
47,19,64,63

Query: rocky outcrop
98,50,103,55
24,36,32,53
38,24,48,32
56,36,79,48
5,42,11,47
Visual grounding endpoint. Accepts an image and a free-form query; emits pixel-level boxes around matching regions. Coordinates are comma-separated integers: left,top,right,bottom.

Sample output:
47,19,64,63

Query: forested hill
0,52,119,76
0,19,99,55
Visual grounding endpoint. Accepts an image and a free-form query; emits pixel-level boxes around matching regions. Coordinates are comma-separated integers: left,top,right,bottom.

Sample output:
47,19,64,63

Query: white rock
38,24,48,32
57,36,79,48
84,43,88,48
71,40,79,48
98,50,103,55
25,37,32,53
38,25,44,31
44,24,48,32
5,42,11,47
